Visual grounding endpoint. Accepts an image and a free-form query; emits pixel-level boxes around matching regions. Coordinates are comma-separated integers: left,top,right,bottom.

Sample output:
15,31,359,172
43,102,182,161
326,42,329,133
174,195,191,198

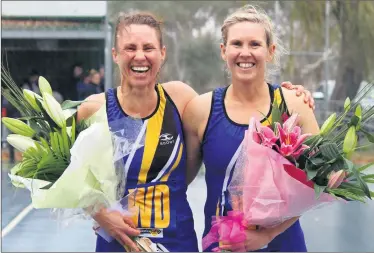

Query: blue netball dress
202,84,307,252
96,84,198,252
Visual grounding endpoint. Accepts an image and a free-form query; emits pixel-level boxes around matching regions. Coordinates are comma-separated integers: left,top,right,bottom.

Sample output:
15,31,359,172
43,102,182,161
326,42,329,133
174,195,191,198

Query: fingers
123,216,136,229
294,85,304,96
304,90,315,109
123,225,141,237
117,233,140,252
281,81,292,89
219,243,244,252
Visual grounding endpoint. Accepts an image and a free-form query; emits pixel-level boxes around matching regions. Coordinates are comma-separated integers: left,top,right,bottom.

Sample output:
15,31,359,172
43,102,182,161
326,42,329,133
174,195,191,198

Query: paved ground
2,166,374,252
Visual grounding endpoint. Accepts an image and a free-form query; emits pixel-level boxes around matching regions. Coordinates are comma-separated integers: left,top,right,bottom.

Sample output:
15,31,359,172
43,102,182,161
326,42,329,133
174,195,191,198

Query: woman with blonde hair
184,5,317,252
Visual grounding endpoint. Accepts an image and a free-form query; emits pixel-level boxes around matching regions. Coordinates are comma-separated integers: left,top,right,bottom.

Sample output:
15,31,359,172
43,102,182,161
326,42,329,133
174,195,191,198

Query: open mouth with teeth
131,66,150,73
236,63,255,69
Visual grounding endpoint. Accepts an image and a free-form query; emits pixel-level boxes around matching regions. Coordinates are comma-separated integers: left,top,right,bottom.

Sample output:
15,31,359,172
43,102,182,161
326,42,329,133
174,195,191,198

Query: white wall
2,1,106,17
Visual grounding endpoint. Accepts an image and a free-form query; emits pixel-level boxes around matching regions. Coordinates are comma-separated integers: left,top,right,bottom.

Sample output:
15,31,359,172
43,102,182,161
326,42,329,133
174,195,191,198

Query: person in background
90,69,103,93
77,70,96,100
22,69,40,94
69,63,84,100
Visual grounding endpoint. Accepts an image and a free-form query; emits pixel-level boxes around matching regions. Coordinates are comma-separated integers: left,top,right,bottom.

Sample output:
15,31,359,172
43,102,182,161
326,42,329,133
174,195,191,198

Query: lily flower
327,170,347,189
275,114,311,159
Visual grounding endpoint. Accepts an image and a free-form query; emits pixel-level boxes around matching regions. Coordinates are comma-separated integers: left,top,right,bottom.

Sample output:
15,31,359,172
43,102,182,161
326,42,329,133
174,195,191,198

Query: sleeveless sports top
95,84,198,252
201,84,307,252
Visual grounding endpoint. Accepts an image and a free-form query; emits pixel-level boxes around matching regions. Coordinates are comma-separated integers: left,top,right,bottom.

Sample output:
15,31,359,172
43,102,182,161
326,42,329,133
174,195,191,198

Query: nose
239,46,252,57
134,49,146,60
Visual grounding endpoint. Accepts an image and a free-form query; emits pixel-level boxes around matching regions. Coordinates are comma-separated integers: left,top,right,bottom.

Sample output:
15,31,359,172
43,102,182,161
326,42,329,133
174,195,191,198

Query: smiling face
112,24,166,88
221,22,275,85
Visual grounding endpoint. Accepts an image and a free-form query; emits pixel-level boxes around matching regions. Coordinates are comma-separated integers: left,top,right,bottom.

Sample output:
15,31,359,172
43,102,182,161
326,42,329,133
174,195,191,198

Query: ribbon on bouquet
202,210,248,252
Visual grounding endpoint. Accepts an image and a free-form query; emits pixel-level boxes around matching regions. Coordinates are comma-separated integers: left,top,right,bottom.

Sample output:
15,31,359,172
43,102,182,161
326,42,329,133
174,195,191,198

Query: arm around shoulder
281,87,320,135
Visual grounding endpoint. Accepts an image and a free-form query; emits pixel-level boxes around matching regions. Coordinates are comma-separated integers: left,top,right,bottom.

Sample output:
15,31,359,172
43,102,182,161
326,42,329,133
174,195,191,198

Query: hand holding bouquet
203,83,374,251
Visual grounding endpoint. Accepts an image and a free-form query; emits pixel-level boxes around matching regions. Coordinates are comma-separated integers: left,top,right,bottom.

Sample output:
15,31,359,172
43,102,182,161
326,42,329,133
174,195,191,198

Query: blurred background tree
108,0,374,99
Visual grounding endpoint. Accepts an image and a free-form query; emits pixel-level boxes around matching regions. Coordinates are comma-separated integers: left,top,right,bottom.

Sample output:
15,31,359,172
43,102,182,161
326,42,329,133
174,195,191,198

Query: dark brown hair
114,11,164,50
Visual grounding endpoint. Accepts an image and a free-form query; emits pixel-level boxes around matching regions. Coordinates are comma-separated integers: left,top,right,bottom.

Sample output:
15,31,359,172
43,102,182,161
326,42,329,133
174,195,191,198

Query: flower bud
38,76,53,95
2,117,35,137
327,170,346,189
23,89,42,112
7,134,37,152
42,92,65,128
320,113,336,136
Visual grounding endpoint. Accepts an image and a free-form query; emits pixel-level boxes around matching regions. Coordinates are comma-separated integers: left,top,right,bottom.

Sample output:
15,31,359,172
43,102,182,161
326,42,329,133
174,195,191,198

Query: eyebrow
143,43,156,47
229,38,264,44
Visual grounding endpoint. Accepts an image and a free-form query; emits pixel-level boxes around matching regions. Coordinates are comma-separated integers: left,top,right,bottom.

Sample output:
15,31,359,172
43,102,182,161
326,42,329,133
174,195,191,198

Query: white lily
38,76,53,95
7,134,37,152
42,92,65,128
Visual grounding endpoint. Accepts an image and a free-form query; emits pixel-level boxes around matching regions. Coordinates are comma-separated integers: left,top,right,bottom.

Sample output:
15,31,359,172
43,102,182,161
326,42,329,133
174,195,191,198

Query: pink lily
327,170,347,189
256,124,278,148
281,112,290,123
275,114,311,159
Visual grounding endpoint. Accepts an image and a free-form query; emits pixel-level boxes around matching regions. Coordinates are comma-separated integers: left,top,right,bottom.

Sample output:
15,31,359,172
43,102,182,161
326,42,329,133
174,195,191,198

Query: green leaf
362,174,374,181
61,100,85,110
10,163,22,175
357,162,374,173
65,113,77,127
360,128,374,143
271,102,281,128
71,116,76,144
314,184,326,199
319,143,340,160
307,169,318,180
309,157,326,166
61,126,71,160
17,116,44,121
352,167,372,199
39,182,54,189
327,188,366,203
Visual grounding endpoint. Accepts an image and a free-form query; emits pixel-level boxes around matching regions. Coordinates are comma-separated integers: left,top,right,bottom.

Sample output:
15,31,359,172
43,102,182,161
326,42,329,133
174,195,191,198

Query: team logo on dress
159,133,175,145
139,228,164,238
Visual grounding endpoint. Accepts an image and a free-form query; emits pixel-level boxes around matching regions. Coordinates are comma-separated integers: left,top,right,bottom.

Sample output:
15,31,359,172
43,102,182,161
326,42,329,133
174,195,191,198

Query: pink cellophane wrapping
228,118,336,228
202,118,337,251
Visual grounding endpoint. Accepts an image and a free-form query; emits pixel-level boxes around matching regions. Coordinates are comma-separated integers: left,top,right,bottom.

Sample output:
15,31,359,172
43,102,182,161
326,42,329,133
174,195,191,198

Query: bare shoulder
76,93,106,122
162,81,198,116
281,87,320,134
183,91,213,139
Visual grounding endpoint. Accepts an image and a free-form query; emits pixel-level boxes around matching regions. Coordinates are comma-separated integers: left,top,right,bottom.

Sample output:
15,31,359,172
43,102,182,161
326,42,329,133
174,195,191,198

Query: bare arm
76,93,106,123
162,81,198,116
182,92,212,185
183,98,203,185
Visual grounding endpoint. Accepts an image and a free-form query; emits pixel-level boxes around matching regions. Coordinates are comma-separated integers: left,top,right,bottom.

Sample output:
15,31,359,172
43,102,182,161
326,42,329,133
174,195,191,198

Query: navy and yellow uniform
202,84,307,252
96,84,198,252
